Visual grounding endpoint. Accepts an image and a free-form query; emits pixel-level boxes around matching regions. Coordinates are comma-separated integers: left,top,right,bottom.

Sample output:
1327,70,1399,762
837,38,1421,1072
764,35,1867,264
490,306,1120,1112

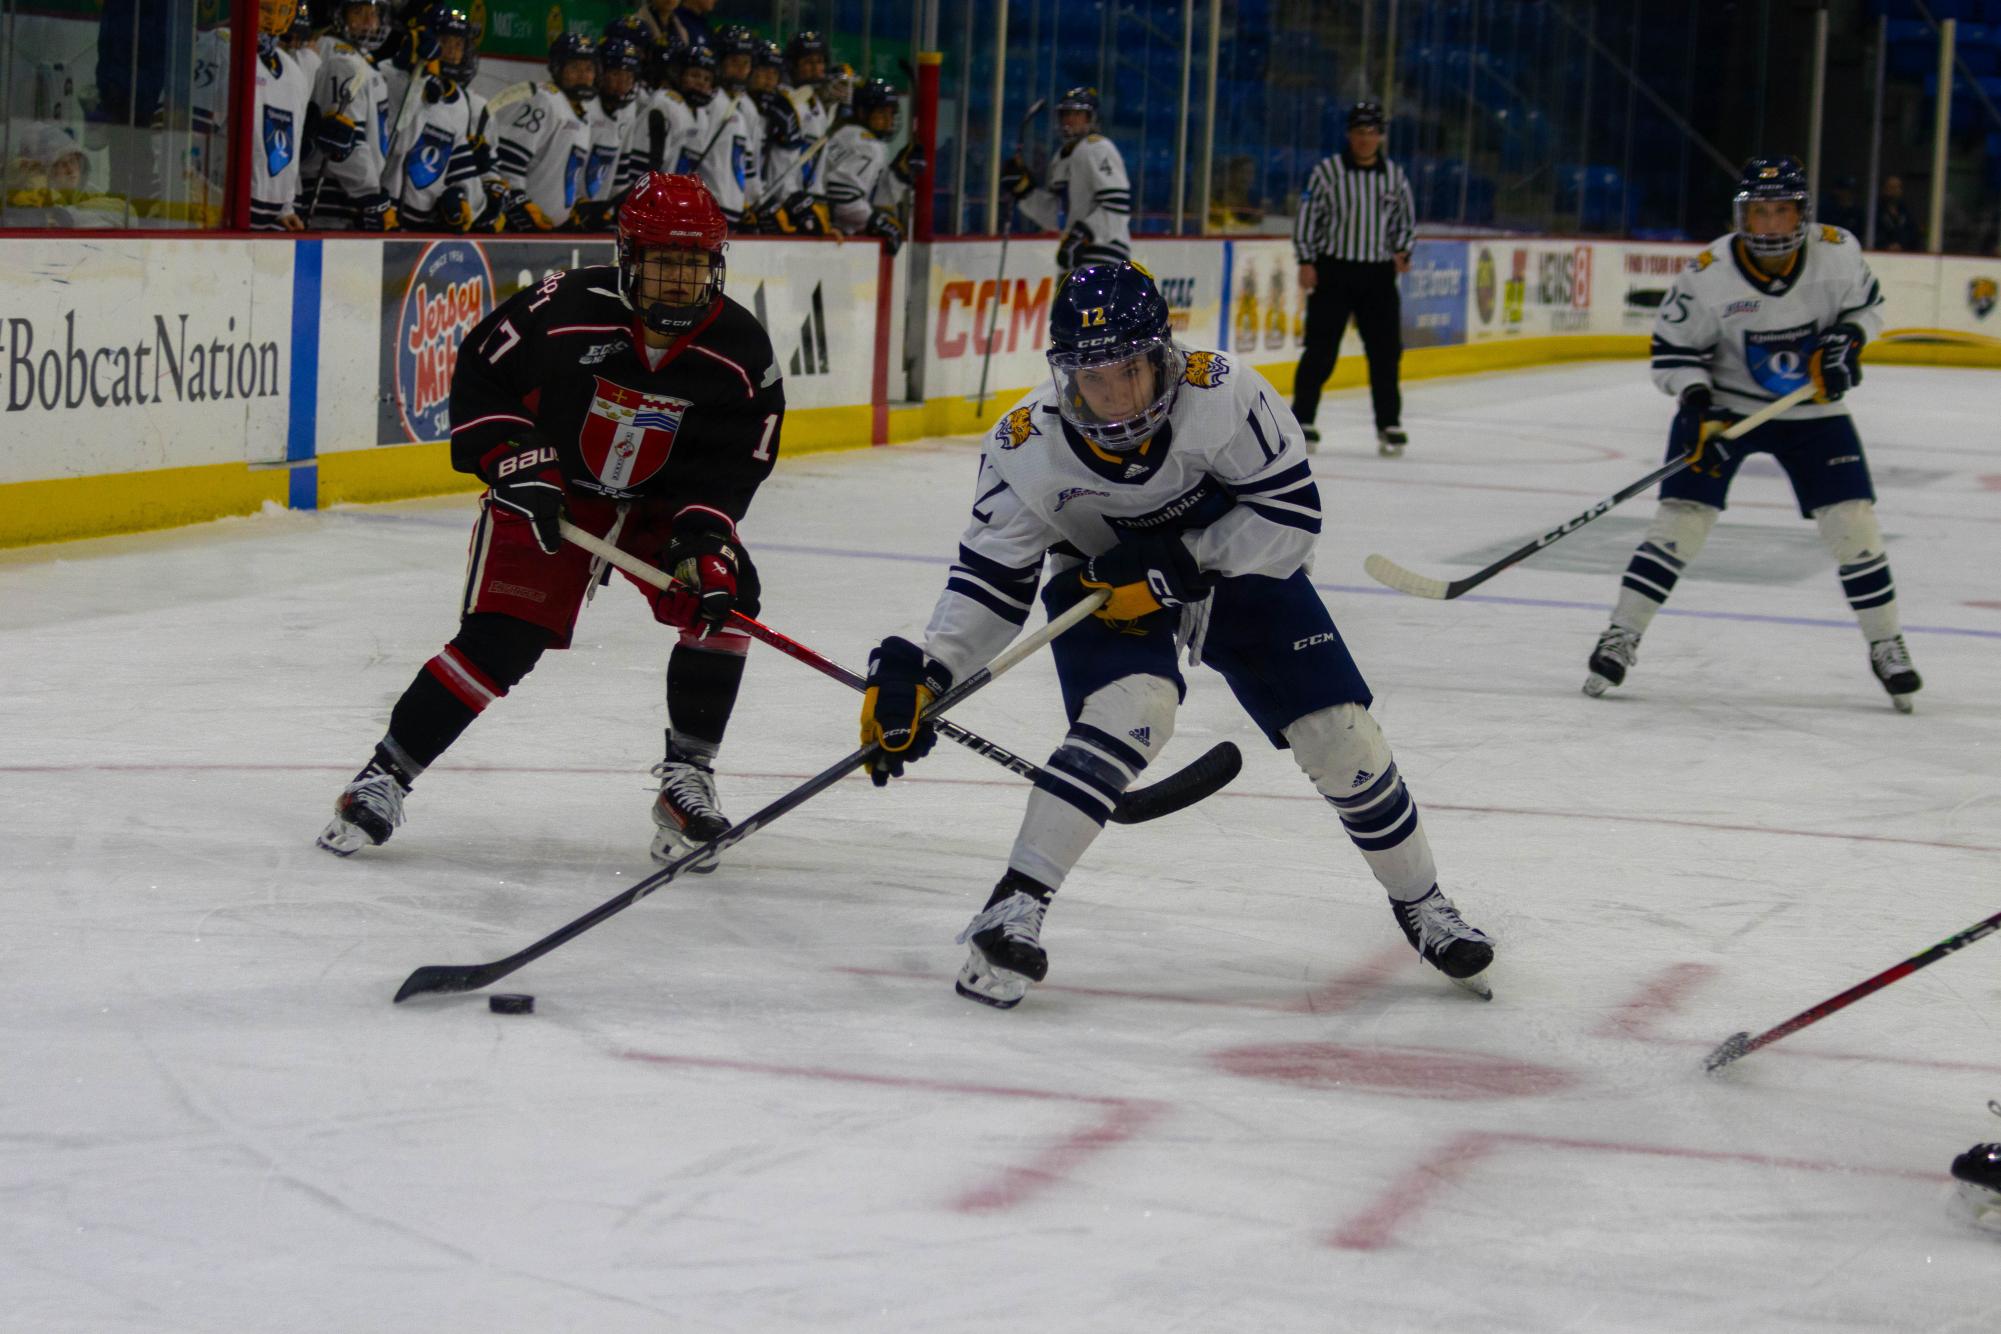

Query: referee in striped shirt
1291,102,1417,456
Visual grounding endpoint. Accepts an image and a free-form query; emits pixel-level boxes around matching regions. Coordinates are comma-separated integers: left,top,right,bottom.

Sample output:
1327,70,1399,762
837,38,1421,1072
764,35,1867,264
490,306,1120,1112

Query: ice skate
1951,1142,2001,1231
1583,625,1642,698
1869,635,1921,713
1302,425,1321,453
650,746,729,870
954,873,1053,1010
316,764,408,856
1390,886,1494,999
1376,426,1407,457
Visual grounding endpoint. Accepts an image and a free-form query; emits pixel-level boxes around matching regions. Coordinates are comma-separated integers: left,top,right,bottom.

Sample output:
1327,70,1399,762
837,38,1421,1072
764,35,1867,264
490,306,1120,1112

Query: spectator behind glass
1876,174,1921,252
675,0,713,48
639,0,691,47
1820,176,1864,236
4,122,133,227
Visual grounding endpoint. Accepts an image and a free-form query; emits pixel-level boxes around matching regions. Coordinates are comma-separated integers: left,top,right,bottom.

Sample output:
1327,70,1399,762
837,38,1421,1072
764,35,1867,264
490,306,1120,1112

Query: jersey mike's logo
578,376,691,492
994,405,1039,449
1181,350,1230,389
393,241,495,442
1971,277,1997,320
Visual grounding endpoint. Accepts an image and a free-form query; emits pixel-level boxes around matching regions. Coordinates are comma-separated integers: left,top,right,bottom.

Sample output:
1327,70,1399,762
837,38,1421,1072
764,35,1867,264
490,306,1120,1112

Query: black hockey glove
772,191,829,235
353,192,399,232
1056,221,1094,271
860,636,953,787
890,141,926,185
1669,384,1739,474
999,154,1035,200
483,438,566,555
565,198,618,232
651,511,755,637
437,184,476,233
864,207,904,254
1809,322,1865,403
498,187,556,232
1074,532,1211,623
306,105,363,161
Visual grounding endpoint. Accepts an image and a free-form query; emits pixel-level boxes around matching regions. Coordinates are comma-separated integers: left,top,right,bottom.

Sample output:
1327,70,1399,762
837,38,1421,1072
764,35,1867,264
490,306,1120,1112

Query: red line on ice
617,1049,1165,1214
1591,962,1716,1039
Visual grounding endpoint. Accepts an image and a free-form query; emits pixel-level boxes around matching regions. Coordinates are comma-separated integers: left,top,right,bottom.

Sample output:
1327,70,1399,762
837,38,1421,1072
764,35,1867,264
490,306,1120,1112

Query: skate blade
649,828,721,872
1891,693,1916,714
316,819,370,857
1377,444,1404,458
1582,674,1613,698
1449,971,1493,1001
955,952,1032,1009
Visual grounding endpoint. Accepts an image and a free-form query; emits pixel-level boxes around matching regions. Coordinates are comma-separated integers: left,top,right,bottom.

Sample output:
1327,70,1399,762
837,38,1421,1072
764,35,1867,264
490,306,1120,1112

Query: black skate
317,763,408,856
1869,635,1922,714
1951,1142,2001,1231
1377,426,1408,458
954,872,1053,1009
1583,625,1641,698
650,747,729,871
1391,886,1494,999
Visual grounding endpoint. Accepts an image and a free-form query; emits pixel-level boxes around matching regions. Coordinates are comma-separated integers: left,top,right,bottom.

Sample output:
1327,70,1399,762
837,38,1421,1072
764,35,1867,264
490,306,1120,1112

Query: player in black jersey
319,173,785,867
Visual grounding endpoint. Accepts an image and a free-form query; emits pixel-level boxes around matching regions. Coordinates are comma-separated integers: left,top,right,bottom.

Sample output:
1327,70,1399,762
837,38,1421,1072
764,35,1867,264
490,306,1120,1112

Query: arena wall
4,231,1996,548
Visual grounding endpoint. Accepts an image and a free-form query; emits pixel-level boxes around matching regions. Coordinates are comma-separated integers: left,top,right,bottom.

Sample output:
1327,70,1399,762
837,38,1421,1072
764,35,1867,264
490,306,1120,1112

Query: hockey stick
974,97,1048,416
745,130,834,217
557,518,1240,823
1362,383,1816,600
391,587,1112,1002
1704,906,2001,1072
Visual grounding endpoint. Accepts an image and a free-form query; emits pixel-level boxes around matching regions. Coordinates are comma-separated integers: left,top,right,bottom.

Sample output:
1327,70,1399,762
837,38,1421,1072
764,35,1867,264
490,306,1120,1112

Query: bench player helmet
785,30,828,84
1056,85,1099,142
1733,156,1812,260
332,0,388,51
547,30,599,93
1047,261,1184,452
618,173,729,336
417,3,478,82
596,33,644,109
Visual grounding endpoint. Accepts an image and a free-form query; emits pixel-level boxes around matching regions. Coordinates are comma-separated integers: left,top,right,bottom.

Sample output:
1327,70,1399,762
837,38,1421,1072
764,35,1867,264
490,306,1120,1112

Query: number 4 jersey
1650,225,1884,420
449,266,785,520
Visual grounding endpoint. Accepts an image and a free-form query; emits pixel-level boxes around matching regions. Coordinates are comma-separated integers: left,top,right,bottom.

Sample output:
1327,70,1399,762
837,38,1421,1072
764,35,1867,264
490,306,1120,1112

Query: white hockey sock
1007,674,1175,890
1286,703,1439,901
1815,500,1902,642
1611,499,1719,634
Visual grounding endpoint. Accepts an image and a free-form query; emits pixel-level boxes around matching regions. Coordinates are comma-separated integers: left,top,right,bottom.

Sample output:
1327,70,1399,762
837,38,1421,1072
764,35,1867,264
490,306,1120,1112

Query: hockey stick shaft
392,588,1111,1002
747,131,834,216
1705,908,2001,1070
556,519,1238,823
1364,383,1816,600
975,98,1048,416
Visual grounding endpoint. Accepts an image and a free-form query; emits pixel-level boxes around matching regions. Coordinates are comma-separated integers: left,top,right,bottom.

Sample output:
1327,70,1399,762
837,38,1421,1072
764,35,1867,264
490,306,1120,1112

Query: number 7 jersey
1650,225,1884,420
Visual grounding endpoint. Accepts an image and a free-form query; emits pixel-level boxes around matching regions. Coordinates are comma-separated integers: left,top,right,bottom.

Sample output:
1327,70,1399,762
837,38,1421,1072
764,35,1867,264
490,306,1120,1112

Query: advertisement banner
1467,240,1597,340
374,236,880,448
1401,239,1469,348
1229,237,1466,374
0,237,294,483
1616,244,1701,329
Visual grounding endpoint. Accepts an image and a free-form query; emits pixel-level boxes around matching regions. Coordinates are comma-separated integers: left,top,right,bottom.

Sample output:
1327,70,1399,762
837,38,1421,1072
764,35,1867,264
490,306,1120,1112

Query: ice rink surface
4,362,1998,1331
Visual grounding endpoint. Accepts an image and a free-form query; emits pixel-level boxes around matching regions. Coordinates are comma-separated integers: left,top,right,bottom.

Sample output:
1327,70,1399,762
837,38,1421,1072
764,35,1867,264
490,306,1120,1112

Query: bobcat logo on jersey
1181,350,1230,389
578,377,692,491
406,125,454,190
994,406,1040,450
1744,322,1815,396
262,105,296,175
1971,277,1997,320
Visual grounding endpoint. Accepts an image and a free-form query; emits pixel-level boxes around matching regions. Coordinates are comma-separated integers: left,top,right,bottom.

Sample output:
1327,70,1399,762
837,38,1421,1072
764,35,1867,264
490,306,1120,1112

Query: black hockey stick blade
1703,1031,1754,1072
1110,741,1242,823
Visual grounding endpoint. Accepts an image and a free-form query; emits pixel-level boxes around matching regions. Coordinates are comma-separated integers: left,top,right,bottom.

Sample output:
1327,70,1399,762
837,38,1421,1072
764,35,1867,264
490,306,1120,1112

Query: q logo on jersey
1182,350,1230,389
1970,277,1997,320
994,406,1039,450
578,377,692,492
262,105,296,175
406,125,454,190
1744,322,1815,396
394,240,495,442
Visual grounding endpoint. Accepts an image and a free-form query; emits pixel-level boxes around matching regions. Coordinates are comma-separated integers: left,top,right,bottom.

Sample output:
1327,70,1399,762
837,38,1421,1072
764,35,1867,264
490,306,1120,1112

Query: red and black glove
483,438,566,554
651,510,753,636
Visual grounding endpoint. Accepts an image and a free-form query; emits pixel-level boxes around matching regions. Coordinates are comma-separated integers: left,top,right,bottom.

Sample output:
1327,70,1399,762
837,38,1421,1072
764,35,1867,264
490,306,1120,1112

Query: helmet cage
1733,187,1811,260
333,0,388,52
618,236,727,337
1047,337,1184,453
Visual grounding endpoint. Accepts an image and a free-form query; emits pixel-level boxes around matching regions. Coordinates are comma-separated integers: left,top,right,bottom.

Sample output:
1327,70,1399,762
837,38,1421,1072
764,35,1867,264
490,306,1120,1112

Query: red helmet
617,173,728,335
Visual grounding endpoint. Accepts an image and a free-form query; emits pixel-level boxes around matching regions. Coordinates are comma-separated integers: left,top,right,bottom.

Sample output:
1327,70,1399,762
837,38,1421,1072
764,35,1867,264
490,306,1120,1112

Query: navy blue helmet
1047,262,1184,452
677,39,719,105
852,76,900,128
1733,155,1812,259
1056,85,1099,142
547,31,599,89
417,3,477,82
597,34,644,108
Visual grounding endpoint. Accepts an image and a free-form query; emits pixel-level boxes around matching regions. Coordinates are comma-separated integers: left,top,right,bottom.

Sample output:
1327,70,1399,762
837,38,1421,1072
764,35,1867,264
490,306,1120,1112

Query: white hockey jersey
1651,226,1886,421
822,122,899,234
756,86,812,205
485,80,591,227
922,348,1319,683
382,76,485,226
621,88,699,193
679,93,752,223
724,88,764,211
1020,134,1133,265
586,98,637,202
250,46,311,229
301,35,391,225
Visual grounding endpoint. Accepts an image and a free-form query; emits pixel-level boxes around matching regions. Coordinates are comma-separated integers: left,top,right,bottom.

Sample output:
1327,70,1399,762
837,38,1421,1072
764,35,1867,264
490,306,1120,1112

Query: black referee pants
1291,259,1402,431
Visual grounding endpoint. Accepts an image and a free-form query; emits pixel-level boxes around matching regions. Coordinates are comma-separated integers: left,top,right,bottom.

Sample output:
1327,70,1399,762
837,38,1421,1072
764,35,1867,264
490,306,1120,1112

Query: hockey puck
489,994,535,1015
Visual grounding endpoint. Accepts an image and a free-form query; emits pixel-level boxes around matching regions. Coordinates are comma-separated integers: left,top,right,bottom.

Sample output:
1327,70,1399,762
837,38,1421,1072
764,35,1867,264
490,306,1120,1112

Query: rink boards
3,230,1998,547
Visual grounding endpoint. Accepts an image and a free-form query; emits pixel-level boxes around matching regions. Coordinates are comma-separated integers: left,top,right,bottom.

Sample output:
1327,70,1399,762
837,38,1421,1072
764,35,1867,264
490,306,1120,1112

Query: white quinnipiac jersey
622,88,698,192
586,99,637,201
679,94,751,223
485,80,591,226
1651,226,1886,421
1021,133,1133,265
922,348,1320,682
382,77,484,226
757,86,811,203
302,36,390,225
726,89,764,210
777,84,836,192
822,122,897,234
289,42,322,90
251,46,311,228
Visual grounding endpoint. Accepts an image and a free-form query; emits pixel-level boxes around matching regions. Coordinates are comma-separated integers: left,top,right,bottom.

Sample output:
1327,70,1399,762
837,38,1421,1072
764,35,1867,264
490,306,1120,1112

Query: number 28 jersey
1650,226,1885,421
